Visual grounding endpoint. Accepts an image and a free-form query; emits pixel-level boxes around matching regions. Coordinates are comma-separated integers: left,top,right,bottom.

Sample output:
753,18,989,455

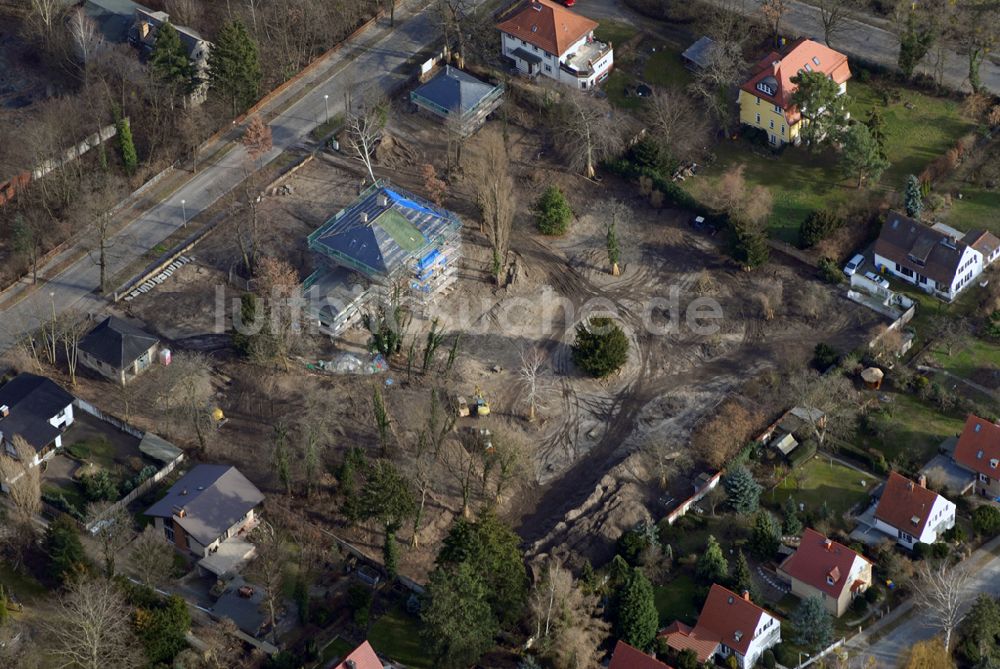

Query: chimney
346,662,357,669
742,590,751,601
824,539,833,551
907,480,914,492
181,488,188,496
378,193,388,207
360,212,369,223
0,404,8,419
918,474,927,488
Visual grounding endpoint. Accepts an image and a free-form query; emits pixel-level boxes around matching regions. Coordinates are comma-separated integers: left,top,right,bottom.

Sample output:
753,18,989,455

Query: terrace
562,39,612,77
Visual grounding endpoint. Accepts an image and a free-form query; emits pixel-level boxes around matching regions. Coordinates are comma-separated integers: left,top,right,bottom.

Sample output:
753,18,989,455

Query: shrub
346,582,372,627
973,505,1000,537
762,649,777,669
116,117,138,176
864,585,879,604
628,136,668,173
818,257,845,284
943,524,966,543
571,317,629,377
80,470,119,502
799,210,844,248
811,342,839,370
534,186,572,235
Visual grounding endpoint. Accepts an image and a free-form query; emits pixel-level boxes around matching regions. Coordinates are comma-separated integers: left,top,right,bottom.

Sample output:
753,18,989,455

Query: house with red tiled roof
953,414,1000,499
737,38,850,146
497,0,613,89
661,584,781,669
608,640,675,669
332,641,384,669
874,471,956,549
778,528,873,617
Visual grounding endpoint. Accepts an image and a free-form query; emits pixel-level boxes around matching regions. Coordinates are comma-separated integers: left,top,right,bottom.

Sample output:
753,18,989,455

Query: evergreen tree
421,561,498,668
724,465,762,514
571,317,629,378
116,116,138,175
607,221,621,276
534,186,572,235
730,220,770,269
865,106,888,159
790,70,851,148
208,19,262,115
842,124,890,189
730,549,759,602
696,535,729,584
44,516,88,583
904,175,923,218
749,509,781,559
134,594,191,664
782,497,803,536
792,596,834,651
958,594,1000,666
614,567,659,651
359,458,415,579
149,22,195,94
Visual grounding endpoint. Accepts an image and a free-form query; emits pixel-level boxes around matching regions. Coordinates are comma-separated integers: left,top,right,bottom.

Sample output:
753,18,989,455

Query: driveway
0,0,482,353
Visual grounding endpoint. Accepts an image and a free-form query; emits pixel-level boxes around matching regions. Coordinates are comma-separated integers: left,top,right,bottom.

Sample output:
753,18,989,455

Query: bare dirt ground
101,96,885,576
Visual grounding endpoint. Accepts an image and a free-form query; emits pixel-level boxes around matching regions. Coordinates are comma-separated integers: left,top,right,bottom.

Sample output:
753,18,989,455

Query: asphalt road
845,533,1000,667
0,0,450,351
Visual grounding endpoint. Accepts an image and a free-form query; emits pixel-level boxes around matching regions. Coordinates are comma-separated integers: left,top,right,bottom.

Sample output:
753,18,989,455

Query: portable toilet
158,348,172,366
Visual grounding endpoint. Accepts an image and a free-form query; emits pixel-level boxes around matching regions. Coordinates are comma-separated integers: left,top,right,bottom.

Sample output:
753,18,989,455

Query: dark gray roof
79,316,159,370
0,374,74,452
874,211,969,286
212,584,266,635
411,66,499,116
510,47,543,65
145,465,264,546
83,0,144,43
682,36,715,68
308,182,461,281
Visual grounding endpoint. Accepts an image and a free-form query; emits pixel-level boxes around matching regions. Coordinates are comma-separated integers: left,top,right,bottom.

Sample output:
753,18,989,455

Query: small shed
773,432,799,456
681,36,715,70
861,367,884,390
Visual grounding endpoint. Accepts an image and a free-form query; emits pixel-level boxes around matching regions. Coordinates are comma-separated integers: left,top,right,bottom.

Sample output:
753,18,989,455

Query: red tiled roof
740,38,851,125
663,584,777,660
496,0,598,56
962,230,1000,259
954,414,1000,479
778,528,871,599
874,471,942,535
333,641,382,669
609,640,675,669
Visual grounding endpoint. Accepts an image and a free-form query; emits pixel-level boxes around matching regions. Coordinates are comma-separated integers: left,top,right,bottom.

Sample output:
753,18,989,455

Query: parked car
843,254,865,276
865,271,890,290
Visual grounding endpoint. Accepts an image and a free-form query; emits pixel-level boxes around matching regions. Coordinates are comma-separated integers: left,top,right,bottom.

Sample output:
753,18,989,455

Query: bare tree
913,560,971,649
0,436,42,569
519,347,546,421
85,502,134,578
645,89,711,163
241,116,273,167
59,312,89,386
760,0,788,45
816,0,855,48
471,131,515,286
26,0,65,50
130,524,175,587
165,0,202,27
640,437,689,490
784,370,860,450
80,177,127,294
345,97,387,183
44,577,145,669
691,401,762,469
487,429,530,504
690,35,746,133
136,351,215,453
553,89,624,179
529,558,610,669
69,8,104,68
249,519,285,642
442,437,481,519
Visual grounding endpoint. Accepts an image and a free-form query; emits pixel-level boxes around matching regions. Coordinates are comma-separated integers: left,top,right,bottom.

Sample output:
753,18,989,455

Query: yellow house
738,38,851,146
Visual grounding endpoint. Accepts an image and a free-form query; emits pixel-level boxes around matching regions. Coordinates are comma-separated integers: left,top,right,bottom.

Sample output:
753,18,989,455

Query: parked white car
865,271,890,290
843,254,865,276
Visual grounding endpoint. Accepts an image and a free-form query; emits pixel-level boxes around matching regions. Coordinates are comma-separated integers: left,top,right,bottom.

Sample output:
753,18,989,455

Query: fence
663,471,723,525
798,638,846,668
73,398,144,439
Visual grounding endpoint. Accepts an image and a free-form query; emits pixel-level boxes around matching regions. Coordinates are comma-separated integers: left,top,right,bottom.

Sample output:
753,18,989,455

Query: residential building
145,465,264,575
873,471,956,549
410,65,505,137
873,211,987,301
305,181,462,334
333,641,385,669
661,584,781,668
0,373,74,467
964,229,1000,266
738,38,850,146
608,640,674,669
78,316,161,386
497,0,613,89
778,528,873,617
953,414,1000,498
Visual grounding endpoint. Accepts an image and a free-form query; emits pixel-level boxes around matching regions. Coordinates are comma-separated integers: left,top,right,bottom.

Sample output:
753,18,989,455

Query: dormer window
911,515,921,526
978,449,985,459
734,631,743,642
757,82,773,96
991,459,998,469
826,575,835,585
976,424,983,432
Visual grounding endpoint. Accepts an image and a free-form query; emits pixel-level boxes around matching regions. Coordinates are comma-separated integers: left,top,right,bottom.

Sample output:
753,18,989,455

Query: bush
628,136,669,173
818,257,845,284
865,585,879,604
850,594,868,615
346,582,372,627
811,342,839,371
535,186,572,235
80,470,119,502
799,210,844,248
973,505,1000,537
943,524,967,543
762,649,777,669
571,317,629,377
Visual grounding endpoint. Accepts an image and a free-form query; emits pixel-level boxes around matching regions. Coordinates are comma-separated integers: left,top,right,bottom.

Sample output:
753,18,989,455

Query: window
544,64,551,72
781,125,785,135
992,459,999,469
769,119,774,129
164,524,175,542
756,96,760,105
812,56,821,66
774,104,781,114
770,134,776,144
756,112,761,124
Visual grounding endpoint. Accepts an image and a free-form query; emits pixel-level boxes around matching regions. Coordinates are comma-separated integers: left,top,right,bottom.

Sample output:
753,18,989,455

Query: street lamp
323,94,330,123
181,199,187,228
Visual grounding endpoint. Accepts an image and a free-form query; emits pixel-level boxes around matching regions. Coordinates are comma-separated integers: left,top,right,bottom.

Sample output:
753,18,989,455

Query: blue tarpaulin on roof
385,188,437,216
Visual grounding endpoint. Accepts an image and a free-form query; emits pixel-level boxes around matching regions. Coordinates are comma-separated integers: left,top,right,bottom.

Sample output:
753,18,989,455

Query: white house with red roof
496,0,613,89
737,38,850,146
608,640,675,669
873,471,956,549
661,584,781,669
953,414,1000,499
778,528,873,617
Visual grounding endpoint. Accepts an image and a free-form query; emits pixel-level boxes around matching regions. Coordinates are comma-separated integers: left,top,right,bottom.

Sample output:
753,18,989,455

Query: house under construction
305,180,462,334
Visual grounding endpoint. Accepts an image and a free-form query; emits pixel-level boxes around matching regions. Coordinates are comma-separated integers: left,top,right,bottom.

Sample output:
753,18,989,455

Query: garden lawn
605,69,643,110
769,456,878,521
931,337,1000,379
65,436,116,470
644,48,692,89
368,604,432,669
653,573,700,626
859,393,967,464
682,80,975,243
0,561,47,602
318,637,354,666
593,20,638,48
941,186,1000,236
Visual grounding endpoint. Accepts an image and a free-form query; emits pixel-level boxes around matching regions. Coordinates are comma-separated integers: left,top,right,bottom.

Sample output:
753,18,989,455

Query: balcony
561,40,611,78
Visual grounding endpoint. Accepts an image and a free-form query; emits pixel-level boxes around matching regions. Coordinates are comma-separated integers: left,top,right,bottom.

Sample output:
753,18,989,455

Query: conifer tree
614,567,658,651
208,19,262,115
607,221,621,276
731,549,760,602
904,175,923,218
724,465,762,514
149,22,195,94
696,535,729,584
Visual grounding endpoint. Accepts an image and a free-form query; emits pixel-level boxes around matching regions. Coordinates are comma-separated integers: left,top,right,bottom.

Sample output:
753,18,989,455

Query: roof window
978,449,985,459
734,631,743,642
911,515,921,526
976,424,983,432
805,63,812,72
991,459,998,469
812,56,821,66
